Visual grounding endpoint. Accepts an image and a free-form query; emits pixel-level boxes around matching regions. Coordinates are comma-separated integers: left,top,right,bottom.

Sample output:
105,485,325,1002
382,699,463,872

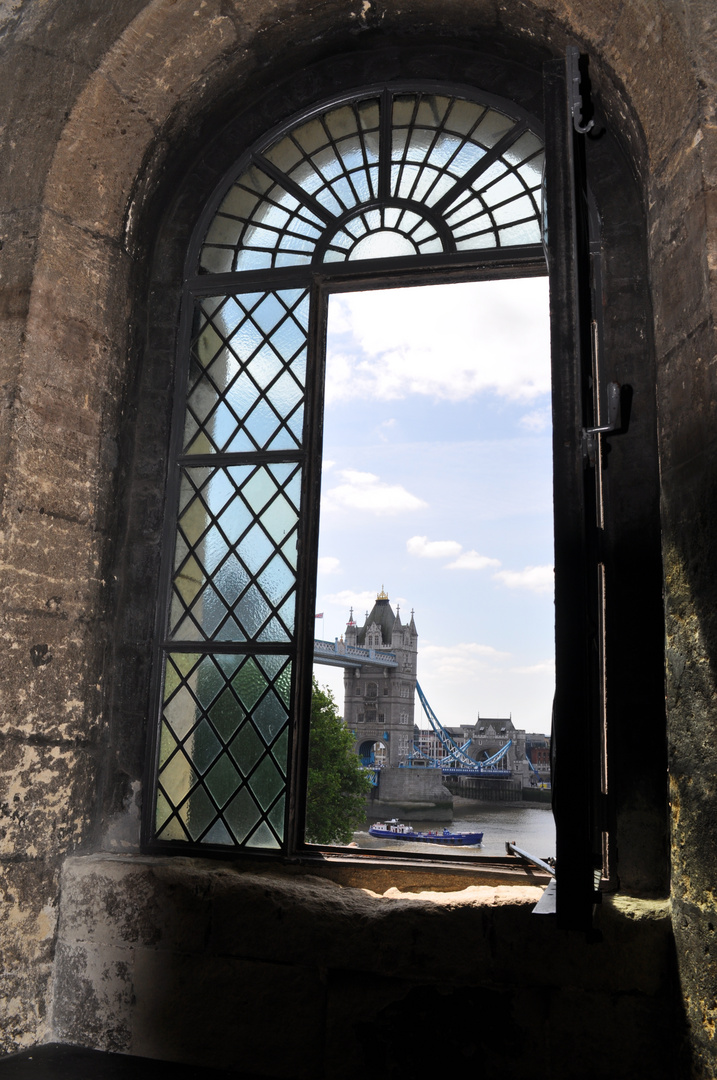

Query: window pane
309,279,555,858
156,652,292,847
199,91,544,272
184,290,309,455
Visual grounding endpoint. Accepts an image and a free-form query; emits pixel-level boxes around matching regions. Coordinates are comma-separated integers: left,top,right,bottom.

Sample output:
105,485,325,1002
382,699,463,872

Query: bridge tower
343,589,418,767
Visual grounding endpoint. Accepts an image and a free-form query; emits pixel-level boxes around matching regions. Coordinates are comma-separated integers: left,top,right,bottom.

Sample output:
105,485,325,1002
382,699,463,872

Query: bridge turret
345,607,357,646
341,588,418,768
391,606,403,647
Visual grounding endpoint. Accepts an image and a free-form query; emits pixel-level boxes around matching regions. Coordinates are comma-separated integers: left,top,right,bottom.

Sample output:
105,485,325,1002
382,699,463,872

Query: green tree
305,680,373,845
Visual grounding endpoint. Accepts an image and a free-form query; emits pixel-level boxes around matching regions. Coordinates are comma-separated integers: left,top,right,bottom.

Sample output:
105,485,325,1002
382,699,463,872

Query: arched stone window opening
147,82,548,857
125,48,664,930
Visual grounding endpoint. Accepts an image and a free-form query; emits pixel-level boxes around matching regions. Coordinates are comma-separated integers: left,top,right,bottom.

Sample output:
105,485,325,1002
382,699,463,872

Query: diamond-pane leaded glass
155,652,291,847
199,91,543,271
184,289,309,455
169,461,301,643
154,82,545,856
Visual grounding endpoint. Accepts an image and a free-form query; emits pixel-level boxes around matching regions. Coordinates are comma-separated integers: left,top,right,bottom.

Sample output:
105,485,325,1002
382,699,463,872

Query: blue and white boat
368,819,483,846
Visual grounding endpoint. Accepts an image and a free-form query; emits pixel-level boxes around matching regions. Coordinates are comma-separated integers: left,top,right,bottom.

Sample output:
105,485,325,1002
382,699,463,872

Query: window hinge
567,45,594,135
582,381,621,466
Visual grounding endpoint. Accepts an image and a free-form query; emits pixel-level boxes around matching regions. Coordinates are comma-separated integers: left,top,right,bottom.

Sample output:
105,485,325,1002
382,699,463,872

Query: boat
368,819,483,846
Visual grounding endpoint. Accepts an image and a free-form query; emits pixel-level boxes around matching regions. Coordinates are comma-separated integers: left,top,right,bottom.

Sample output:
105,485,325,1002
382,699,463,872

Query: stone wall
0,0,715,1075
51,855,678,1080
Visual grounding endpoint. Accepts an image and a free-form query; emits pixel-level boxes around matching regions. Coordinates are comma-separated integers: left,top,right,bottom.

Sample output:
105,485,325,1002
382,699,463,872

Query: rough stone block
0,743,94,858
44,77,156,242
0,857,60,1054
106,0,236,128
52,940,135,1054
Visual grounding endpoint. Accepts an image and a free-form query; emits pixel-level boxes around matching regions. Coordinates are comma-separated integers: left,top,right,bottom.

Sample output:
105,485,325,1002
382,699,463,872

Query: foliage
305,680,373,845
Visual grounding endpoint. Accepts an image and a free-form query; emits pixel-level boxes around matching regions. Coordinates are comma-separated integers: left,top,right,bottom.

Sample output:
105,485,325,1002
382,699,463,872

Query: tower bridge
313,638,398,670
313,588,531,782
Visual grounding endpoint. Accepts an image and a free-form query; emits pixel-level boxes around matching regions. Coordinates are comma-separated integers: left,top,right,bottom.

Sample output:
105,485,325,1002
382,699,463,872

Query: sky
312,277,555,735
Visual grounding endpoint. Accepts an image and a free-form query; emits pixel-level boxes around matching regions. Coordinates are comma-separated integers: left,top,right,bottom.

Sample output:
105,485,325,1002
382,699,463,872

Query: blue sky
312,277,554,735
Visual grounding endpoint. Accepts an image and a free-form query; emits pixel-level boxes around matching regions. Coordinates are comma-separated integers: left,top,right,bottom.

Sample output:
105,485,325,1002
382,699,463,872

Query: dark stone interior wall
0,0,714,1075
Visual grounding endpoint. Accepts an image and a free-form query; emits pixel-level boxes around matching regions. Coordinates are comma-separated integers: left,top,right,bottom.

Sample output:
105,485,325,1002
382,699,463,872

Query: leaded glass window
148,84,546,854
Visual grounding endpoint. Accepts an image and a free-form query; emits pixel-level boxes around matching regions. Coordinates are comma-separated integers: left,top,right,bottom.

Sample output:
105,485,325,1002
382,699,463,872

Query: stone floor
0,1046,257,1079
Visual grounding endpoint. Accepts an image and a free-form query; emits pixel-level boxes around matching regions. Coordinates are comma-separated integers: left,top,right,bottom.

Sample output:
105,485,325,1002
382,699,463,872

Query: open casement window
145,63,606,930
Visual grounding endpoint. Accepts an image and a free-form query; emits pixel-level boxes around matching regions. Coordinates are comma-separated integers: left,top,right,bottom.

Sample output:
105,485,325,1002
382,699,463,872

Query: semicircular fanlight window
199,90,544,273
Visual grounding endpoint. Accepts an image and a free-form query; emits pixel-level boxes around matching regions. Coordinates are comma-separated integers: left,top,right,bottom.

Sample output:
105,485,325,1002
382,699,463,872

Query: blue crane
415,681,513,772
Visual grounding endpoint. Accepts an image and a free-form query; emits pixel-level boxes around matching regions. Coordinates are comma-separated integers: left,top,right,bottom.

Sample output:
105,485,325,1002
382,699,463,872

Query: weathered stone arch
1,0,715,1068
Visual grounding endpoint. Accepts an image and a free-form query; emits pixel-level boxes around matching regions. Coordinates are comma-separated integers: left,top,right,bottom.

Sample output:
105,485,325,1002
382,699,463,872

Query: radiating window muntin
150,84,546,854
200,87,544,273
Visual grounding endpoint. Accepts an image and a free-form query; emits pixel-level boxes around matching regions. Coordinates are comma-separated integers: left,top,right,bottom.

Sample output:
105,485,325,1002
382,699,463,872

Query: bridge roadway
313,638,398,670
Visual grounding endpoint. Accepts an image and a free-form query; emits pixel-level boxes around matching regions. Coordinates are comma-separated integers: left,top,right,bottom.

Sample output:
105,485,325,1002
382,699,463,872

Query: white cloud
509,660,555,676
420,641,511,677
376,418,397,442
519,408,551,433
321,459,336,472
323,588,377,612
493,565,554,594
317,556,341,575
406,535,463,560
446,549,502,571
326,278,550,405
323,469,427,515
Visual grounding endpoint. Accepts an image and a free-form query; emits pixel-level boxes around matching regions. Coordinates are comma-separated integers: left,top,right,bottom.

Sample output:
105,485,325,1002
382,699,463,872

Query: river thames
353,802,555,859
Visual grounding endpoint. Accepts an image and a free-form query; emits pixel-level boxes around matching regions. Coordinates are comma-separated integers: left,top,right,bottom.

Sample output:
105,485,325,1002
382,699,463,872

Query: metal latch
583,381,621,466
567,45,594,134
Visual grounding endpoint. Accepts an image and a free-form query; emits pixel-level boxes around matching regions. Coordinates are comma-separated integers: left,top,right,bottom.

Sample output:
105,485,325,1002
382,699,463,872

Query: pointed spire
409,607,417,635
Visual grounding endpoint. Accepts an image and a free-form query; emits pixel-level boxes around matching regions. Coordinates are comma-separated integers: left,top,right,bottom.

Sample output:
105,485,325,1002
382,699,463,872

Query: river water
353,802,555,860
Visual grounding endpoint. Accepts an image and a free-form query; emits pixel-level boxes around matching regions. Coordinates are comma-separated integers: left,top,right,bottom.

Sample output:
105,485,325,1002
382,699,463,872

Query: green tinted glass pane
179,785,217,840
193,656,226,708
274,661,292,708
224,786,261,843
229,721,264,775
253,691,288,745
256,652,290,681
190,718,222,773
205,754,241,807
231,657,266,710
209,687,245,741
267,795,286,842
155,790,173,831
203,819,234,845
246,821,281,849
273,727,289,776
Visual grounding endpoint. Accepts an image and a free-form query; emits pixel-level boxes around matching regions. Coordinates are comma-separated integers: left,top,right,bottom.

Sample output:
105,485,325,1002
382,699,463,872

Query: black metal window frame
142,66,607,928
